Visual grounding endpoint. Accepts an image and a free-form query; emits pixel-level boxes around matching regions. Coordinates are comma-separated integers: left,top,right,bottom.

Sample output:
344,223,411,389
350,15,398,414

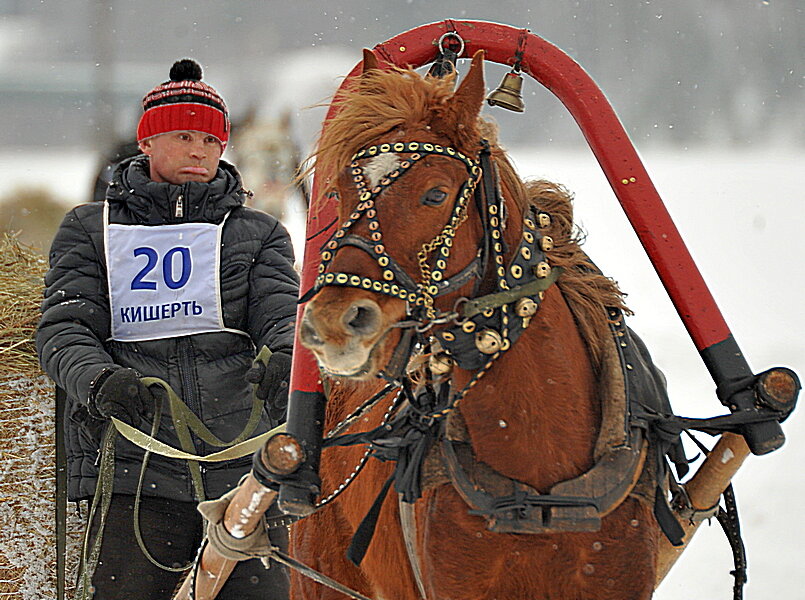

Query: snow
0,148,98,207
1,145,802,598
0,376,58,599
506,146,805,600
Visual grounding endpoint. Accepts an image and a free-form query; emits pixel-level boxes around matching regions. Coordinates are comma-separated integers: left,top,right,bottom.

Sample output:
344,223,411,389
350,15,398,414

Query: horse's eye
421,188,448,206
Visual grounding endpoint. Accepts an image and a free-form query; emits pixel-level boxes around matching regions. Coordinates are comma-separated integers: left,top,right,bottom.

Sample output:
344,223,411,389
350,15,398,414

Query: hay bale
0,234,48,373
0,235,82,599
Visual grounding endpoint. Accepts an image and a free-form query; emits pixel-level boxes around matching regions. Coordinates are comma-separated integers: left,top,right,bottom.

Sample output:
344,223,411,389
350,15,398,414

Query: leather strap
461,268,561,318
398,497,428,600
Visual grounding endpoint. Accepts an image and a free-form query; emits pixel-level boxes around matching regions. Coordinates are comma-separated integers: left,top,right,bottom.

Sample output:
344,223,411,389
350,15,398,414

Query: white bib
104,202,243,342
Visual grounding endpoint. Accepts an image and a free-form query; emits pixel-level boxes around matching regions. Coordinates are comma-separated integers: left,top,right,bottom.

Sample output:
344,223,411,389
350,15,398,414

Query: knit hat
136,59,230,147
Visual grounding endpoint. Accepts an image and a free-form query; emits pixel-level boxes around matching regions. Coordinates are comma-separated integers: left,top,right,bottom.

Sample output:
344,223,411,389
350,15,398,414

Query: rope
75,375,282,589
75,425,116,600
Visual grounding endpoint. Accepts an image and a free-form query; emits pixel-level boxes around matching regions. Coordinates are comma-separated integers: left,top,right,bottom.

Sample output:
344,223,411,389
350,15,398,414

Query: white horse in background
229,109,308,221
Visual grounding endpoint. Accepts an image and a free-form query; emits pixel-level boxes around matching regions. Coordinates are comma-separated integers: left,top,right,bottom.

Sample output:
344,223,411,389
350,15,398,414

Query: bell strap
461,267,562,319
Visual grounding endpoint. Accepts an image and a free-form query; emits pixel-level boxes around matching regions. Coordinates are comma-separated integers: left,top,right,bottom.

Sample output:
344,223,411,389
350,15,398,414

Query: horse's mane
311,68,480,193
524,177,631,367
311,66,628,368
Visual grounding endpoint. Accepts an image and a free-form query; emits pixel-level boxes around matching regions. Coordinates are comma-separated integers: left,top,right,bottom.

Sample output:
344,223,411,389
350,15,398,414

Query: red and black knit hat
137,59,230,147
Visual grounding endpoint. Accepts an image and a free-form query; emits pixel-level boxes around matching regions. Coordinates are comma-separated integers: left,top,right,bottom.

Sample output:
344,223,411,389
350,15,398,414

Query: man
37,59,297,598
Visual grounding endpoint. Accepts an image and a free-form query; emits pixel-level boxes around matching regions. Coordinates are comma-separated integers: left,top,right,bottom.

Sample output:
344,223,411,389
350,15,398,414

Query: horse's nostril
300,317,324,348
343,300,381,337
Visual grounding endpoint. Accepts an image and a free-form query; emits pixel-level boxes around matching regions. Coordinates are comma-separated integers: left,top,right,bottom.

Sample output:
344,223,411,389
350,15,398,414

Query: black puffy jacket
36,156,299,502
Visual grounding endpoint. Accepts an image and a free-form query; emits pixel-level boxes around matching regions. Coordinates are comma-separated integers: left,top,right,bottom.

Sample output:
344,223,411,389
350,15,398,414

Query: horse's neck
451,285,601,493
324,378,391,432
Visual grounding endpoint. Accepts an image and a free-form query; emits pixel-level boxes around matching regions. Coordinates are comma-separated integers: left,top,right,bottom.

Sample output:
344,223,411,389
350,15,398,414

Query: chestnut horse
294,50,662,600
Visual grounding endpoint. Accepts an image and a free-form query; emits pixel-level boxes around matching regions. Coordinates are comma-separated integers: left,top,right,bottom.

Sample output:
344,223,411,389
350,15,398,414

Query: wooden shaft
655,433,750,586
174,474,277,600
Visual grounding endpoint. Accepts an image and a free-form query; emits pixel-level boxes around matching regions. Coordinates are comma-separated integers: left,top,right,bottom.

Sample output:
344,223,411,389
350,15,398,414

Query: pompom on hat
137,59,230,147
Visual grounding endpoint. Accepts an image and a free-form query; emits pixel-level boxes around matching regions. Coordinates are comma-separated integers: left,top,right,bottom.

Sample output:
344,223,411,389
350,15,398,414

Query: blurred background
0,1,802,598
0,0,802,247
1,0,803,150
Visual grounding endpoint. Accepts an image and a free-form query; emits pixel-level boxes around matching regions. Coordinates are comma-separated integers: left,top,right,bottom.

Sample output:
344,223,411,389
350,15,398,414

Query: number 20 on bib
106,221,225,342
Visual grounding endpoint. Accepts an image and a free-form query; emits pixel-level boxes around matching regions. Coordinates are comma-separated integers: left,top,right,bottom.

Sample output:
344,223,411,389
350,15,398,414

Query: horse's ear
450,50,486,123
362,49,380,74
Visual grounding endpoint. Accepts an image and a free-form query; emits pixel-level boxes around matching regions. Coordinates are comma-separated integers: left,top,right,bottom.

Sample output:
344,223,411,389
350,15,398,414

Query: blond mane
311,68,483,194
309,66,628,368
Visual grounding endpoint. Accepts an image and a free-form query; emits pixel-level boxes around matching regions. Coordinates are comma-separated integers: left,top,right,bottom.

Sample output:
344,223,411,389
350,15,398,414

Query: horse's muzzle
300,296,386,377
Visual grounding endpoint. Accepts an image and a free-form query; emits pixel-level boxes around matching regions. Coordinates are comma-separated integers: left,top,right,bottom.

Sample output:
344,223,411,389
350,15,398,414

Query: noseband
303,139,560,379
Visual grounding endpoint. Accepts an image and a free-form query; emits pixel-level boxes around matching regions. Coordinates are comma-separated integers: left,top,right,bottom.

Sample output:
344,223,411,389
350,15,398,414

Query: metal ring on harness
437,31,465,58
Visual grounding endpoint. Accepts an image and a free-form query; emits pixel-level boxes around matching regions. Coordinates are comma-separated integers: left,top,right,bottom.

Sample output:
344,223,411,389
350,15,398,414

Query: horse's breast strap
424,310,664,534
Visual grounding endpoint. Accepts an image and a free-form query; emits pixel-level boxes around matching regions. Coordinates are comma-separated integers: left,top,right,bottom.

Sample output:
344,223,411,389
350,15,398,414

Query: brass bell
515,297,538,328
486,71,525,113
429,352,454,376
535,261,551,278
515,297,538,318
475,329,503,354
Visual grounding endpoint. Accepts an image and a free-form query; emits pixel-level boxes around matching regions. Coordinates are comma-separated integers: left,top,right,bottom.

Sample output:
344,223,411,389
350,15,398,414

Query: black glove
246,347,291,423
90,368,153,426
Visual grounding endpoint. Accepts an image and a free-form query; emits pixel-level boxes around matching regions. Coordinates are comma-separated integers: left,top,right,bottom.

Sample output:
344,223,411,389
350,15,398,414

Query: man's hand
91,368,153,426
246,347,291,423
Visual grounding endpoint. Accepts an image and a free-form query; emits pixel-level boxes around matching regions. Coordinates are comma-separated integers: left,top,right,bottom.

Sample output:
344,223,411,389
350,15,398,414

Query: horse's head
301,50,500,379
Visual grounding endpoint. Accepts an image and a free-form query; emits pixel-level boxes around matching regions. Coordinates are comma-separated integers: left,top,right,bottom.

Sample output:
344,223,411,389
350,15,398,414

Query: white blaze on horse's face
363,153,401,188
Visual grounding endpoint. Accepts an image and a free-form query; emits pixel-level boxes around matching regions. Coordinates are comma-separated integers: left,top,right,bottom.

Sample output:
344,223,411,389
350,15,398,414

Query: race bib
105,205,230,342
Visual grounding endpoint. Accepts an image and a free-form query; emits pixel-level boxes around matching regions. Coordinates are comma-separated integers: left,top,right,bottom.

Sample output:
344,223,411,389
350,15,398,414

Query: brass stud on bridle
515,297,538,328
515,297,538,318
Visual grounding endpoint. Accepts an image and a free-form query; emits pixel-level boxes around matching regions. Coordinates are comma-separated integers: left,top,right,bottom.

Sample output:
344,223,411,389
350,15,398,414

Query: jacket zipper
177,336,205,497
175,194,184,218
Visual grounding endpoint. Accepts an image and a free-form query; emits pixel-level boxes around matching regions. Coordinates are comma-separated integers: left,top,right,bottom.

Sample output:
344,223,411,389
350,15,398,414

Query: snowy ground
2,146,802,598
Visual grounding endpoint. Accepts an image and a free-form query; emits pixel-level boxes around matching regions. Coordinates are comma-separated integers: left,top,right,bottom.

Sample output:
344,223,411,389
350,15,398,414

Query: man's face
139,131,223,185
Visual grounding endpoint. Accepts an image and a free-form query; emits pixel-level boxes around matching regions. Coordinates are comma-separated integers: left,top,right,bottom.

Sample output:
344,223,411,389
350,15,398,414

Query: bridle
302,141,485,321
292,137,561,574
301,138,560,381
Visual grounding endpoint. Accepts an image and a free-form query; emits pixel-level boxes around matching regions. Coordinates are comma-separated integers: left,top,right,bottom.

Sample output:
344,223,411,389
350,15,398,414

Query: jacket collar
107,156,246,224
